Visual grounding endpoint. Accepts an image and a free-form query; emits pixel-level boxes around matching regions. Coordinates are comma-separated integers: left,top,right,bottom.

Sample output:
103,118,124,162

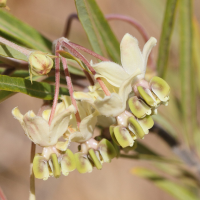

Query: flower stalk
29,142,36,200
61,56,81,127
48,41,61,125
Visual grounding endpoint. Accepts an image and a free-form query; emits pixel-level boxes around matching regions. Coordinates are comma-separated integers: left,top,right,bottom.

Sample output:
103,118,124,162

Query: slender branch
69,42,109,61
29,142,36,200
48,41,60,125
0,187,7,200
61,41,110,95
61,57,81,127
63,13,79,38
0,37,31,56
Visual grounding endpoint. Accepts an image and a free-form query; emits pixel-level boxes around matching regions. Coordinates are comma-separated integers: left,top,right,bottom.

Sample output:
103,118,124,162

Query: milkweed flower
12,100,76,180
60,95,117,173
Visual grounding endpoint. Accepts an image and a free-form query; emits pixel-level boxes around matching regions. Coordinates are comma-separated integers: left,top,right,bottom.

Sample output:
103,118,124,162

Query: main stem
48,42,60,125
29,142,36,200
61,57,81,127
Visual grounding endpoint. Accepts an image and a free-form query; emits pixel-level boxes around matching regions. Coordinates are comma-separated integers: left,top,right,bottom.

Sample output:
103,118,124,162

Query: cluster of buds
12,33,170,180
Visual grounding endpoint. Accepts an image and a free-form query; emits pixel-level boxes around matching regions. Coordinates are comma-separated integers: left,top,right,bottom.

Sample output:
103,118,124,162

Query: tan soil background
1,0,200,200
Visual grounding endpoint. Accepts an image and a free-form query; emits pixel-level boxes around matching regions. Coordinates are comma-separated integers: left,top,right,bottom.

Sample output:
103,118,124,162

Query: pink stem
105,14,155,68
61,57,81,127
61,41,110,96
0,187,7,200
69,42,109,61
48,42,61,125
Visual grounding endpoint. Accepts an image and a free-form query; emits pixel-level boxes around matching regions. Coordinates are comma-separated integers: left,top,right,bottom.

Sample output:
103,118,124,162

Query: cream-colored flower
92,33,157,87
12,101,76,149
60,95,99,144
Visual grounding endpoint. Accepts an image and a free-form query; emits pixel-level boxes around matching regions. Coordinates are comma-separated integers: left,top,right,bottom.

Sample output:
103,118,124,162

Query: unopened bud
29,51,54,76
0,0,8,8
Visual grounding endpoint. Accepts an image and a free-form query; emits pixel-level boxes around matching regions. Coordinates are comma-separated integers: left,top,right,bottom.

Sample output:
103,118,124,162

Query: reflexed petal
70,110,99,143
128,96,151,118
137,86,157,107
114,125,134,148
88,149,102,170
93,61,129,87
142,37,157,72
118,69,141,104
93,93,124,117
60,149,76,176
12,107,31,140
23,111,50,146
97,115,116,128
74,152,93,173
60,95,72,108
98,139,117,162
33,154,49,180
120,33,144,75
128,116,145,139
150,76,170,102
50,105,76,144
138,116,154,134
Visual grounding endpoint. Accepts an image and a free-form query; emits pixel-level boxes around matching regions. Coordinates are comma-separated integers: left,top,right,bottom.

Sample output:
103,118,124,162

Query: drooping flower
12,100,76,180
60,95,117,173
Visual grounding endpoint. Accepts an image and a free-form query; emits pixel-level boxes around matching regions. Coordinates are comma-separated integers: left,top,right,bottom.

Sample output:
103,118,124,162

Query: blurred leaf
0,10,51,52
132,167,198,200
120,153,180,163
152,114,177,137
0,90,15,103
0,75,69,100
179,0,194,146
157,0,178,77
193,18,200,92
74,0,120,63
135,141,158,156
0,43,28,61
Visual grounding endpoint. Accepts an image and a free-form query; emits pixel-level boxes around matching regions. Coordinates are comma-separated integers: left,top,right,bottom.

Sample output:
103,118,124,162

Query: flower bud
29,51,53,76
0,0,7,7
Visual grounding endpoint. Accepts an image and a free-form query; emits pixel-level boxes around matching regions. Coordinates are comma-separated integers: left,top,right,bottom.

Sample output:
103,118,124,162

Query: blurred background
0,0,200,199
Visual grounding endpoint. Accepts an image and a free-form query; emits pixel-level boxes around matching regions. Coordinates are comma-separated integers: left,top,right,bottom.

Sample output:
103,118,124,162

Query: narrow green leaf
179,0,193,146
132,167,198,200
0,43,28,61
74,0,120,63
0,75,69,100
157,0,178,77
0,10,51,52
0,90,15,103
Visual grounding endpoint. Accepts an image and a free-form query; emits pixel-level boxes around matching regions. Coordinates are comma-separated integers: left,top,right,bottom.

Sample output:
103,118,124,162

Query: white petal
97,115,116,128
12,107,32,141
50,105,76,144
118,69,141,105
60,95,72,108
23,111,50,146
120,33,144,75
93,93,124,117
92,61,129,87
142,37,157,73
70,110,99,143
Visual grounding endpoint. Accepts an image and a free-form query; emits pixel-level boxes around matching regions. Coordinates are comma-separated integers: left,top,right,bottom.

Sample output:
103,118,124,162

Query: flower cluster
12,33,170,180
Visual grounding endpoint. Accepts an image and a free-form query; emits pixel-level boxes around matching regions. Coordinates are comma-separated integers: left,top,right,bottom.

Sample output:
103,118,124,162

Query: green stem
29,142,36,200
